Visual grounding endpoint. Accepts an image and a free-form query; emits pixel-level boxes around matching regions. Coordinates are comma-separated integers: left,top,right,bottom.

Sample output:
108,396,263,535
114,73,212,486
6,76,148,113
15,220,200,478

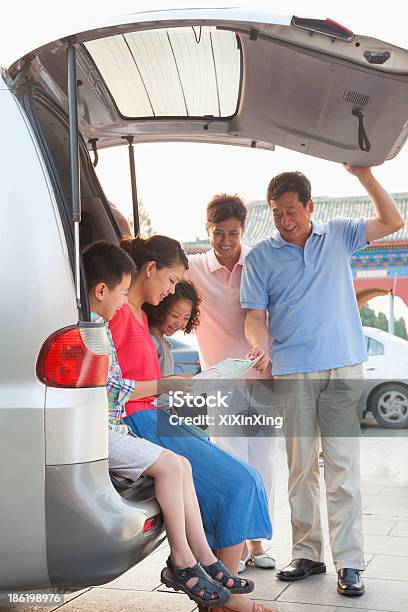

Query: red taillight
143,514,160,533
195,358,200,366
36,324,110,388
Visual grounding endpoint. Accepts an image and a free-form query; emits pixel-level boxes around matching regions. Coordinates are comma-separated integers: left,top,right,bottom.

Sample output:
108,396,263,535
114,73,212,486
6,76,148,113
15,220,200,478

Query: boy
82,240,234,608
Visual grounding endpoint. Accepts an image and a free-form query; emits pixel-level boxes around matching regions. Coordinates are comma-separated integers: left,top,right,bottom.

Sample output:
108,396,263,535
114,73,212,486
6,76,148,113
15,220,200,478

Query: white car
363,326,408,428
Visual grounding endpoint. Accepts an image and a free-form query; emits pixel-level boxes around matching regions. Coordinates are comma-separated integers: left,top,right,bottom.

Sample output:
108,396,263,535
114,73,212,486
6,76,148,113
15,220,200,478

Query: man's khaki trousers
274,363,365,571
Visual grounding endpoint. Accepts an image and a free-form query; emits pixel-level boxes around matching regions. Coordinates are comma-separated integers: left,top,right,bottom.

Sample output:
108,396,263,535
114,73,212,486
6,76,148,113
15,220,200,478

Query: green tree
395,316,408,340
128,198,155,237
360,304,408,339
360,303,388,330
139,198,154,237
360,304,376,328
377,311,388,332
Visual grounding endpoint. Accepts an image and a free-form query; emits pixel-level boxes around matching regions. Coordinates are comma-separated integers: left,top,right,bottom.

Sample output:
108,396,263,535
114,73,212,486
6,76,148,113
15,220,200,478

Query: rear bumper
45,459,165,587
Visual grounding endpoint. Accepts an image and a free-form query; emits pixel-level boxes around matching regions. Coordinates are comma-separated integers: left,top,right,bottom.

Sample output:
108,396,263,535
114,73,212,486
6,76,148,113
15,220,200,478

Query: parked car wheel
369,383,408,429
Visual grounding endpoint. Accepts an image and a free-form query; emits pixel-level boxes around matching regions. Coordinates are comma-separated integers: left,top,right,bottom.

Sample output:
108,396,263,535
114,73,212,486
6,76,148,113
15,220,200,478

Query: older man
240,164,404,596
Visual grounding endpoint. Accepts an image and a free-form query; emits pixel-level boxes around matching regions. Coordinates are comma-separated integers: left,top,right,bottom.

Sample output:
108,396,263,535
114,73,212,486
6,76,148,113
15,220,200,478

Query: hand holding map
191,354,264,396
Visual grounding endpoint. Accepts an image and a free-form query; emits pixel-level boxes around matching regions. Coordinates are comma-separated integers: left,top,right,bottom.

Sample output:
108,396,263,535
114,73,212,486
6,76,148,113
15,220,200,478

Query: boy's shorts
108,429,163,481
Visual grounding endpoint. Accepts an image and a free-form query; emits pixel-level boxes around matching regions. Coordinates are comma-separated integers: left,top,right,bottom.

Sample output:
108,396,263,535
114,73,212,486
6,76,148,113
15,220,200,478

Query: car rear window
367,337,385,356
85,26,241,118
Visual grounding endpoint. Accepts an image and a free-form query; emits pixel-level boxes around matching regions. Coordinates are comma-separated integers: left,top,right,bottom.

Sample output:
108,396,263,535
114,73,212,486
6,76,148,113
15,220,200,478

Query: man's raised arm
244,308,270,372
343,164,404,242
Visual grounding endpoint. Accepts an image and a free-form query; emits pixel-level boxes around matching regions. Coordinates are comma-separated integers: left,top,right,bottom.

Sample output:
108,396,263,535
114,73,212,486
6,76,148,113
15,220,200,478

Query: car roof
363,325,392,338
6,6,408,165
363,326,408,347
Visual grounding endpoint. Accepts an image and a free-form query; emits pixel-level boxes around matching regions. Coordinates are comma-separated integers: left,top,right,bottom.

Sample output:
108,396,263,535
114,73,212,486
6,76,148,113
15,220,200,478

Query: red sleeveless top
109,304,161,415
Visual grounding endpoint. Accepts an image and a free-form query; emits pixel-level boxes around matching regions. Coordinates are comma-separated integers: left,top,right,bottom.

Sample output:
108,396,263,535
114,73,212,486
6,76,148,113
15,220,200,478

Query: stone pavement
16,430,408,612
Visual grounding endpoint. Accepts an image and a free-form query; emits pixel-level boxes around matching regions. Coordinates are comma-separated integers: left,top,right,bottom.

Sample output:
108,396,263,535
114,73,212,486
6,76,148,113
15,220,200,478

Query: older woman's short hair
206,194,247,229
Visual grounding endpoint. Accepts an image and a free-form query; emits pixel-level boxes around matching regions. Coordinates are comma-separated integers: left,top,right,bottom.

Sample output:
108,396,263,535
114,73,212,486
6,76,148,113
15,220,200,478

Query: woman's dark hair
206,194,247,229
82,240,136,291
266,171,312,207
143,280,201,334
120,235,188,271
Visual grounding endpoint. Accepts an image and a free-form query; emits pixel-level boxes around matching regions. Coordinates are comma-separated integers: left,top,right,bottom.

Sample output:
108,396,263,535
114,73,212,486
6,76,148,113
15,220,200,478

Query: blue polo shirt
240,218,368,375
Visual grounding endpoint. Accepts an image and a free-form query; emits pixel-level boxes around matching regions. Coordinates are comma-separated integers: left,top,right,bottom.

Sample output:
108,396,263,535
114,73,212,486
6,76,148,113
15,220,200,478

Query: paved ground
14,428,408,612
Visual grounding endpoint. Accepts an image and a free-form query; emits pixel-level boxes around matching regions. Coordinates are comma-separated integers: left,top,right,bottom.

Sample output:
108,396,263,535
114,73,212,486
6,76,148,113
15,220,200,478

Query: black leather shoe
276,558,326,581
337,568,365,596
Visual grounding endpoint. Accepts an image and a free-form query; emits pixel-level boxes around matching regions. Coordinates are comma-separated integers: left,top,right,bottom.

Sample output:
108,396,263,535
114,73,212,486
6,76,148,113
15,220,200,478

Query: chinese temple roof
183,192,408,254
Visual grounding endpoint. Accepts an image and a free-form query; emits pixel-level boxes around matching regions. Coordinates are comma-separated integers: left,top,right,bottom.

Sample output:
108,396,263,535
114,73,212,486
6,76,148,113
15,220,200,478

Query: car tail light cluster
36,324,110,388
195,358,200,366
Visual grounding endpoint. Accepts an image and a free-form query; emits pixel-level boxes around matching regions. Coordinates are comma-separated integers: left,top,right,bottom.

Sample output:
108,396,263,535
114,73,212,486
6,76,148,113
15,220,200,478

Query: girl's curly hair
143,280,201,335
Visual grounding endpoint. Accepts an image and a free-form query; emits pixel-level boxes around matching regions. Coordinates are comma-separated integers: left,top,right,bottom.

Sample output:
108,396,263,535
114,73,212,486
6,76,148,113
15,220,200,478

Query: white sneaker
238,552,276,572
238,554,250,573
249,553,276,569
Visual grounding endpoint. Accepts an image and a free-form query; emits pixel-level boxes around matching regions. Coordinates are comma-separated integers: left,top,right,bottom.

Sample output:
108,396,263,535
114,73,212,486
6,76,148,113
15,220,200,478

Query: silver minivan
2,6,408,594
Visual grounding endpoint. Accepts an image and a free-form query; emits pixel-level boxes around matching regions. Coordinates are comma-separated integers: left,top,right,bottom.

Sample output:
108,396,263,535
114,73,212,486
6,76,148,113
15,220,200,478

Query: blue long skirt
124,409,272,549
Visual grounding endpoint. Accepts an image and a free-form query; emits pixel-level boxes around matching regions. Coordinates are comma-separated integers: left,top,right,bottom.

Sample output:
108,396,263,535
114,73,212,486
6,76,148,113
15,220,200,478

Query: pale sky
3,0,408,321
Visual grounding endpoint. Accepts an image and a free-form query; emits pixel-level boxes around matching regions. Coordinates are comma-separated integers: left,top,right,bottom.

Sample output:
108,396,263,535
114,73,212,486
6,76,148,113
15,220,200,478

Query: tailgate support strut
67,44,81,310
125,136,140,236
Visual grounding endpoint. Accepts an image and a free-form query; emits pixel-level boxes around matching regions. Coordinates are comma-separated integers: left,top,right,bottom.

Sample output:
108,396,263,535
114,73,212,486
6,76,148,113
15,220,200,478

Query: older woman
187,195,277,572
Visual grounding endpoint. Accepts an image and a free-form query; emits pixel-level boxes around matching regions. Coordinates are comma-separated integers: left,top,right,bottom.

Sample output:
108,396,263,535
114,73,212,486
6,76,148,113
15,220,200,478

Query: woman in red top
110,235,274,612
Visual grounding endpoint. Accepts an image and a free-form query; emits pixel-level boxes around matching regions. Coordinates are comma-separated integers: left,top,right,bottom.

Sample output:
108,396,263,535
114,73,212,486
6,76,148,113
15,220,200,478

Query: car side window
366,337,385,357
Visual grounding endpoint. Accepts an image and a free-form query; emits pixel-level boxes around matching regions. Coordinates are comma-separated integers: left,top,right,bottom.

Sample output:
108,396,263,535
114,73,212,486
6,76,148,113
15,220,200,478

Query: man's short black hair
82,240,136,292
267,171,312,207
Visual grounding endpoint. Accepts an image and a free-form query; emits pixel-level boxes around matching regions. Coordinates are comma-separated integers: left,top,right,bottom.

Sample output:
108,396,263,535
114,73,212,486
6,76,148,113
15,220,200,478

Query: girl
144,281,207,437
109,235,275,612
143,279,201,376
